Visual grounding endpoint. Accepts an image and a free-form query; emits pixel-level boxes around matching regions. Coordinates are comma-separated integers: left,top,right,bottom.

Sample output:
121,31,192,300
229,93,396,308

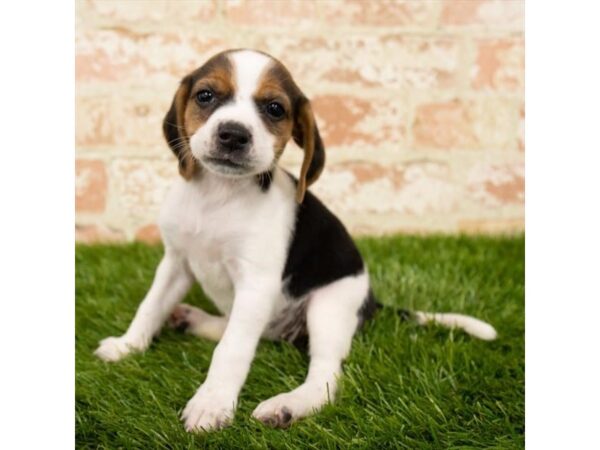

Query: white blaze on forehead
229,50,273,99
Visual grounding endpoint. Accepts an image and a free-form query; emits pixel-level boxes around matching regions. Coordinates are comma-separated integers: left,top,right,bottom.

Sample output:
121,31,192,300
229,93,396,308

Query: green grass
76,235,524,449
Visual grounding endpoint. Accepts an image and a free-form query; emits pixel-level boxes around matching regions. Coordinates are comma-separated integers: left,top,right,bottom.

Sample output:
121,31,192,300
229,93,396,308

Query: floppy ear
163,76,197,180
292,98,325,203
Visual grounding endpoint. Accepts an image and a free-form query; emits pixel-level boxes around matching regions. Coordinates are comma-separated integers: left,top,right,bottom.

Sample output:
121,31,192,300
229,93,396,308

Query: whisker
167,136,189,146
164,121,187,132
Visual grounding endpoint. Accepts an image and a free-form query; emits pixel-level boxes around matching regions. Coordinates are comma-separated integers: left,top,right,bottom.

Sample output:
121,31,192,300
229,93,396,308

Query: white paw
182,386,236,433
94,336,142,362
252,391,316,428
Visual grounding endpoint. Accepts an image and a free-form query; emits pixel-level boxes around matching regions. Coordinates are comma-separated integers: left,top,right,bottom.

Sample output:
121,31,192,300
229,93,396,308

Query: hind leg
168,304,228,342
252,272,369,427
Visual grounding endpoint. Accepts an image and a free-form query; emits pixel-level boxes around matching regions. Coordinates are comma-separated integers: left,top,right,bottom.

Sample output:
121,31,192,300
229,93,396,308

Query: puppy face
163,49,325,202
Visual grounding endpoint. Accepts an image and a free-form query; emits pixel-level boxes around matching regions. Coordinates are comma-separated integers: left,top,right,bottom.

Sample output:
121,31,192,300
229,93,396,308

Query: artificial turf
75,235,524,449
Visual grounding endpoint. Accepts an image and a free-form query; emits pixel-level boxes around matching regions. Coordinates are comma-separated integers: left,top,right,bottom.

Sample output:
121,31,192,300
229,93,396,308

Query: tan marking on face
250,55,325,202
164,51,239,180
254,63,296,158
184,61,236,137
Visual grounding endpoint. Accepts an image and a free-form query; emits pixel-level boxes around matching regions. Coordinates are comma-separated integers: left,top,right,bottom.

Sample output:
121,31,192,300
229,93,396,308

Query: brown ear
292,99,325,203
163,76,196,179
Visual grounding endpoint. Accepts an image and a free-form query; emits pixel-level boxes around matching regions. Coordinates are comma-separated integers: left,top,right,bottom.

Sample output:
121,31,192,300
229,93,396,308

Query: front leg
182,279,279,432
95,250,193,362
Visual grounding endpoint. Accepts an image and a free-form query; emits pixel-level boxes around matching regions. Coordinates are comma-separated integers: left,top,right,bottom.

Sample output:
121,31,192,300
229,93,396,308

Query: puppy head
163,49,325,202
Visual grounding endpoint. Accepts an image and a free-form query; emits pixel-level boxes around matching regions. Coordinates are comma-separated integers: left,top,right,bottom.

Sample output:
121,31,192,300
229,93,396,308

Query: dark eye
266,102,285,119
196,89,214,104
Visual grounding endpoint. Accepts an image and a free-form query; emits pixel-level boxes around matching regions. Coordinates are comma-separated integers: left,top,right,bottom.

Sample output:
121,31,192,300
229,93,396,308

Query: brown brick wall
75,0,524,242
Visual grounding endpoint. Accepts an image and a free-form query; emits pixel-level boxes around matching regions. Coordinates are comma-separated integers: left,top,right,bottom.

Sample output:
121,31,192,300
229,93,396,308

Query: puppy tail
387,306,497,341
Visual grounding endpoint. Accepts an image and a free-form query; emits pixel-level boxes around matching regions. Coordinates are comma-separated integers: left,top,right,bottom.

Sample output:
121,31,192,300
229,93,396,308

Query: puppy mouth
204,156,248,168
202,155,254,175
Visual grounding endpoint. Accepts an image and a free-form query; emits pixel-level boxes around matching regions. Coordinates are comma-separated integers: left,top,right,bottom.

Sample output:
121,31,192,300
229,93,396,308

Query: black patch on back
282,177,364,298
256,170,273,192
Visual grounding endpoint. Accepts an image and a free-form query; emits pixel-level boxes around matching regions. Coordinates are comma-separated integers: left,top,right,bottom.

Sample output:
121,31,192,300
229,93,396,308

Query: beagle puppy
94,49,497,432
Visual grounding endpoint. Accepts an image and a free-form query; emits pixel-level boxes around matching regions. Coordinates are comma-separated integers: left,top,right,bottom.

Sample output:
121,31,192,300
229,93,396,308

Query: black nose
217,122,252,153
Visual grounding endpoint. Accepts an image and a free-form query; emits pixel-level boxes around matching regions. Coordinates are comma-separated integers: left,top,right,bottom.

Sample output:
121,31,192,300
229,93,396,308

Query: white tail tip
414,311,497,340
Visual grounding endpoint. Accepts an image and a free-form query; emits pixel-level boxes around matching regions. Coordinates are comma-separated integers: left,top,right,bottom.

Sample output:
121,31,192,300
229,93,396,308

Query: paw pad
168,306,191,332
257,406,294,428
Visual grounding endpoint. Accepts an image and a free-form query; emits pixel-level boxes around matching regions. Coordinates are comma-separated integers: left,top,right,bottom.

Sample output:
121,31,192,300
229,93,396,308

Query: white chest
157,171,296,315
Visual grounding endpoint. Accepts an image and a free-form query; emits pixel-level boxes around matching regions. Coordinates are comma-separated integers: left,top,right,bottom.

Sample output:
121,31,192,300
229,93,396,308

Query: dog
94,49,497,432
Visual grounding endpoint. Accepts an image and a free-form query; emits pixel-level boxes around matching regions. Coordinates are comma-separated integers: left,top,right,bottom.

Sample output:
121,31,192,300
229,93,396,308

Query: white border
2,0,600,447
527,1,600,448
0,1,74,448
